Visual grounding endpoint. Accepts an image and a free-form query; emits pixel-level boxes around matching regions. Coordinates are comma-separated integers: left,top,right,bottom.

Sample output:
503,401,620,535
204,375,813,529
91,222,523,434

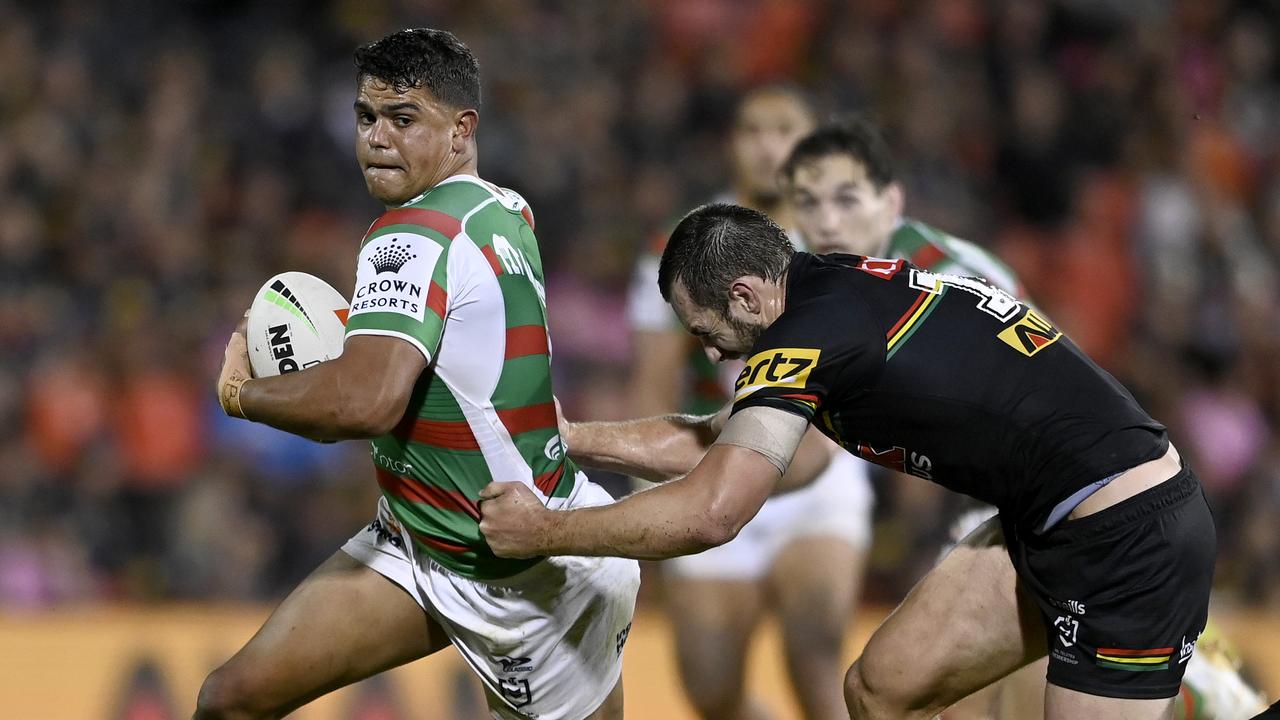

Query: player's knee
680,668,746,719
844,659,935,720
193,665,270,720
781,607,845,662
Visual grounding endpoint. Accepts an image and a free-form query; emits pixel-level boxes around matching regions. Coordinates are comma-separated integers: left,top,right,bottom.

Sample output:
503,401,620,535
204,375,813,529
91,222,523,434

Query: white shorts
343,478,641,720
666,450,874,580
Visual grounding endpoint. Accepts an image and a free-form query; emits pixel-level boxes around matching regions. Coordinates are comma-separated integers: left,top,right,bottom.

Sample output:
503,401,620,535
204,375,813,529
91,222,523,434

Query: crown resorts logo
370,238,418,274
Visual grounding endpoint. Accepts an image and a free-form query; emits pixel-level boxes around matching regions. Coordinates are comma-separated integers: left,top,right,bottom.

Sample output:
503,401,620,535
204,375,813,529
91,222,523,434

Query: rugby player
784,117,1264,720
480,203,1216,720
626,86,873,720
207,29,638,720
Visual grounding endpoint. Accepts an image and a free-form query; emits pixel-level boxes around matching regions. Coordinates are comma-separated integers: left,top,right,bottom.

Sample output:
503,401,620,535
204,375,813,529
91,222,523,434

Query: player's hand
553,396,573,453
216,312,252,419
479,482,554,559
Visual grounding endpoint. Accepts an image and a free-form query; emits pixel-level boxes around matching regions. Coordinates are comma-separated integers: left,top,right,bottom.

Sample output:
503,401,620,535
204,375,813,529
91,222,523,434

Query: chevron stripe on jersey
346,175,576,580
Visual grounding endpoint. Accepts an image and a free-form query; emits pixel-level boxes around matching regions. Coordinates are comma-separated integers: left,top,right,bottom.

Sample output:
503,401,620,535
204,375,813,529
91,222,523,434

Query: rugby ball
247,272,350,378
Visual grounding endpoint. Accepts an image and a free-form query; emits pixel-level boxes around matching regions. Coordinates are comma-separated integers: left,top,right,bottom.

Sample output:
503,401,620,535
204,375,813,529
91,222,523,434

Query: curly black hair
354,28,480,110
782,116,895,190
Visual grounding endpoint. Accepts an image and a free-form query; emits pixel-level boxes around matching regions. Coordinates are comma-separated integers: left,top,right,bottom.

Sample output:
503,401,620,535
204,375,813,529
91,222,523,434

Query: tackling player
784,117,1265,720
206,29,638,720
480,203,1216,720
626,86,872,720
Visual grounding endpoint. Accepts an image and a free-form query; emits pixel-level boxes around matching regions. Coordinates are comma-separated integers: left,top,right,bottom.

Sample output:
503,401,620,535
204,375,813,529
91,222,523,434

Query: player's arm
563,405,832,492
562,406,726,482
217,217,451,441
217,327,424,441
480,405,810,560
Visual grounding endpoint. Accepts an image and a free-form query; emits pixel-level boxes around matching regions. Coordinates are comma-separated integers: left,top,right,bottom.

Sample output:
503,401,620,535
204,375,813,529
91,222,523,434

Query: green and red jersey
346,175,575,580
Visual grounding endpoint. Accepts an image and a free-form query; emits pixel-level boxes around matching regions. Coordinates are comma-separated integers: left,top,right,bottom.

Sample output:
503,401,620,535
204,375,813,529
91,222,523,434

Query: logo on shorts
499,677,533,708
1054,615,1079,648
616,622,632,656
1049,598,1086,616
1179,634,1198,664
498,656,534,673
368,519,404,550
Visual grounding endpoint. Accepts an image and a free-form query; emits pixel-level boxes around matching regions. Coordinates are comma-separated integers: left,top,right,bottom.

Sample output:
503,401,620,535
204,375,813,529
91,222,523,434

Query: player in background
626,86,873,720
207,29,638,720
782,117,1022,293
784,117,1265,720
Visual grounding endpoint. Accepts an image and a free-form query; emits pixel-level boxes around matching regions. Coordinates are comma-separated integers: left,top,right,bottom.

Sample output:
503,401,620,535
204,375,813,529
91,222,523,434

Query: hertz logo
998,309,1062,356
734,347,821,400
369,238,418,274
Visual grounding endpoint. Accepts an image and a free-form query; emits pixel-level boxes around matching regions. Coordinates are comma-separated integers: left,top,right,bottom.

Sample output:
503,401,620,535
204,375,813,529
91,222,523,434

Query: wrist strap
220,374,249,419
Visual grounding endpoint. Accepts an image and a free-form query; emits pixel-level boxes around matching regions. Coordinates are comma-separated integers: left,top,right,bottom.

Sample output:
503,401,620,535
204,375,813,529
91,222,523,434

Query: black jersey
731,252,1168,532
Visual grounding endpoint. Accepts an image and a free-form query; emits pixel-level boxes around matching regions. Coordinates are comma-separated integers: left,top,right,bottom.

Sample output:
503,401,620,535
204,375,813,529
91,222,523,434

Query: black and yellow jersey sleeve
730,257,886,422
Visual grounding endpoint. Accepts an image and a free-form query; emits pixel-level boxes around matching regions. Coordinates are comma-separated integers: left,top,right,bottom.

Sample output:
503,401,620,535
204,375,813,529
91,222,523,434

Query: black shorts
1002,464,1216,699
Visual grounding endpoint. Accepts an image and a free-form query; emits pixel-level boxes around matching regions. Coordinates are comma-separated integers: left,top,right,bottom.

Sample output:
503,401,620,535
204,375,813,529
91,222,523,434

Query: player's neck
763,272,788,323
399,154,480,207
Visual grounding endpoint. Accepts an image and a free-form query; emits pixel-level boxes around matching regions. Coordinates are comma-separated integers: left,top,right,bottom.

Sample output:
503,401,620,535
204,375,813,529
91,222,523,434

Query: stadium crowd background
2,0,1279,619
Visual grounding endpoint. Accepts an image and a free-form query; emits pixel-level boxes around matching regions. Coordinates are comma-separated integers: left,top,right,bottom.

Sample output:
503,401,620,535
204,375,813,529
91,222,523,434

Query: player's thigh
946,660,1047,720
665,576,766,700
1044,685,1174,720
992,659,1048,719
200,550,447,715
849,517,1045,715
769,534,864,643
583,676,624,720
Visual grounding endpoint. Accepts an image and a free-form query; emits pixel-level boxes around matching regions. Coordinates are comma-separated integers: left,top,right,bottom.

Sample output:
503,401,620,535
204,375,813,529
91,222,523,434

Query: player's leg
667,575,771,720
769,535,865,720
584,677,625,720
195,550,449,719
844,516,1047,720
1044,686,1173,719
767,451,872,720
990,660,1048,719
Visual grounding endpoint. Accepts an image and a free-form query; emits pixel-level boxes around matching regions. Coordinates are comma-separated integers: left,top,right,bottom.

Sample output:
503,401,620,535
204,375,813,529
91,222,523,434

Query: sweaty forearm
565,412,722,482
539,469,747,559
240,362,388,441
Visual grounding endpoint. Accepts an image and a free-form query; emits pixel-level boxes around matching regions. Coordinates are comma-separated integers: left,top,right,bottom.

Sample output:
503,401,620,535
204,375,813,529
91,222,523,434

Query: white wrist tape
714,406,809,474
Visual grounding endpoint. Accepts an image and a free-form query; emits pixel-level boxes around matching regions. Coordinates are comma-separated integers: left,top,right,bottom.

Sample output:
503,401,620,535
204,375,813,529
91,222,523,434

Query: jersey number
909,269,1021,322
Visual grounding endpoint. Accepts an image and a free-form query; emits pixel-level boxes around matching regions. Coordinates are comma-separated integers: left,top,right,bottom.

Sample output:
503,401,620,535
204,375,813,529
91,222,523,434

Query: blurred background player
783,116,1266,720
627,86,873,720
782,117,1022,293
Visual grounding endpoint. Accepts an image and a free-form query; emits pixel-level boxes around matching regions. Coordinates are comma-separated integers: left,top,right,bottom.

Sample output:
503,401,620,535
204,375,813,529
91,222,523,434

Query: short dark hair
782,117,895,189
354,28,481,110
659,204,795,312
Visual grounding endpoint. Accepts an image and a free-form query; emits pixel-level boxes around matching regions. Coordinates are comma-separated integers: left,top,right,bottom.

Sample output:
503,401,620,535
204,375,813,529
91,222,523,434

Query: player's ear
728,278,761,314
452,109,479,151
884,182,905,219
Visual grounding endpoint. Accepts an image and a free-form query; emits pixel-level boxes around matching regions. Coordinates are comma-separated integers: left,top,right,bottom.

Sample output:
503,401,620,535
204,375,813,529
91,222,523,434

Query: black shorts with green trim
1001,464,1216,699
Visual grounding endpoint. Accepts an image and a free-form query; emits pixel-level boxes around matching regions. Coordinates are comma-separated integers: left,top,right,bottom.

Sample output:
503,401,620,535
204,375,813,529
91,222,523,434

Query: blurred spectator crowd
2,0,1280,608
